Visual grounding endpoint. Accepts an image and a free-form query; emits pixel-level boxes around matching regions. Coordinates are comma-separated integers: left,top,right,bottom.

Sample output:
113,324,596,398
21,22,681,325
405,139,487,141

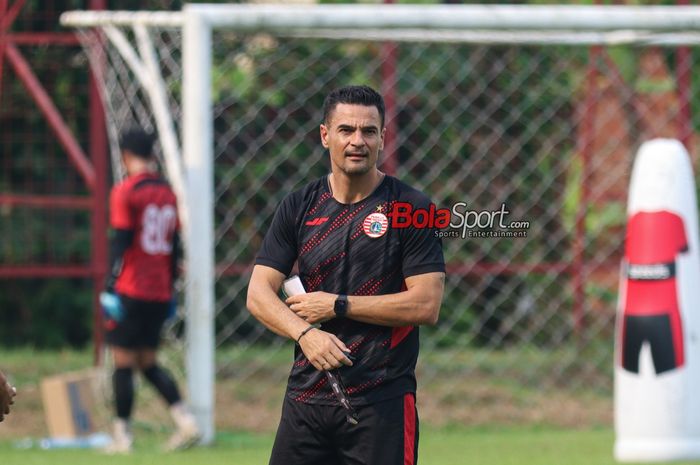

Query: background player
247,85,445,465
101,127,199,453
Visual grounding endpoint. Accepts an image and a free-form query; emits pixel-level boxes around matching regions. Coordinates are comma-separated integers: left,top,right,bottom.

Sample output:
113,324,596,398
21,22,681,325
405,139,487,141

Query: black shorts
105,295,170,349
621,314,677,374
269,392,419,465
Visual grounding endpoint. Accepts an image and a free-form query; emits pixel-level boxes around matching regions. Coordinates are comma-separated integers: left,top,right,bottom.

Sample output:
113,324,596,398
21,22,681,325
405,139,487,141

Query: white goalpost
61,3,700,449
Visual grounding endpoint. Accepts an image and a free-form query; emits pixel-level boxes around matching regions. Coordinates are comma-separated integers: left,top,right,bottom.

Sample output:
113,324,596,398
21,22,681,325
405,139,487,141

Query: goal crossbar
62,4,700,32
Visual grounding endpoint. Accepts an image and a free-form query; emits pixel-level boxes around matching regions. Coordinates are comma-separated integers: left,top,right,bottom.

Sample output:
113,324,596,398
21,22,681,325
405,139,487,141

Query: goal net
62,3,700,441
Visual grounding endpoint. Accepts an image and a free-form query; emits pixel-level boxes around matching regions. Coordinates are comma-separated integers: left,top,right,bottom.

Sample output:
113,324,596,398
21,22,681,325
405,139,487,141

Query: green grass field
3,427,700,465
1,348,699,464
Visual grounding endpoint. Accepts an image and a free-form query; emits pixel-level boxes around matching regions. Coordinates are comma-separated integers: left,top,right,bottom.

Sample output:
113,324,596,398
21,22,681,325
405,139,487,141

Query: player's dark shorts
269,392,419,465
105,294,170,349
621,314,677,374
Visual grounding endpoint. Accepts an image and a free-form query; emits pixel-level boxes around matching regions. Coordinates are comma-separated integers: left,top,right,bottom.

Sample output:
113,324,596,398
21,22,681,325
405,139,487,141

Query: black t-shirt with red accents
255,175,445,405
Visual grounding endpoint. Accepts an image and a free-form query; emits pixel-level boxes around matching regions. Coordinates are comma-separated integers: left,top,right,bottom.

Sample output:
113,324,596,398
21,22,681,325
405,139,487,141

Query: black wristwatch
334,294,348,318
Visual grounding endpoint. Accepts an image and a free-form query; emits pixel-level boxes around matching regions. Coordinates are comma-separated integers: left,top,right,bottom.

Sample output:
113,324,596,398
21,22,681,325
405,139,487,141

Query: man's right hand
297,328,353,371
0,370,16,422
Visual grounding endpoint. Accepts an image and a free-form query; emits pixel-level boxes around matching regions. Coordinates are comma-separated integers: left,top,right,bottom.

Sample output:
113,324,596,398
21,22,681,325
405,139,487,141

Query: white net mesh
72,9,700,431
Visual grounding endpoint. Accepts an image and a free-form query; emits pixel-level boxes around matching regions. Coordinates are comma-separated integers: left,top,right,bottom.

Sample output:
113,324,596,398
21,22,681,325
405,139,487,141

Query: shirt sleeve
400,196,446,278
109,183,134,230
255,193,300,276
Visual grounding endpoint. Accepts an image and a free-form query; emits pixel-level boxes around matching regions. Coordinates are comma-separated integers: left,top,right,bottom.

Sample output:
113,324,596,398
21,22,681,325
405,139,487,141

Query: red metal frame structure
0,0,108,362
572,44,602,336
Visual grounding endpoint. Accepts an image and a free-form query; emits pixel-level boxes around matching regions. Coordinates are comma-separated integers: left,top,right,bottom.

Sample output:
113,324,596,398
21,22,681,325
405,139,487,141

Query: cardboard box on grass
40,370,99,438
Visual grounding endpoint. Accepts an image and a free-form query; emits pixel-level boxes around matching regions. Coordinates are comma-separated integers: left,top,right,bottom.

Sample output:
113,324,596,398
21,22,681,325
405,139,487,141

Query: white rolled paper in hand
282,275,306,297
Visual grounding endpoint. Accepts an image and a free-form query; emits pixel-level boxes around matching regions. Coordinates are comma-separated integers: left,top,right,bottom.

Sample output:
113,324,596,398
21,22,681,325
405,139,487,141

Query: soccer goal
61,3,700,444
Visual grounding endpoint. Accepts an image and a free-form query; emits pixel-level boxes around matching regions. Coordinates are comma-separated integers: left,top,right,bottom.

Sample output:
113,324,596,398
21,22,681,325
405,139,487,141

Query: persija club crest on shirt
363,212,388,238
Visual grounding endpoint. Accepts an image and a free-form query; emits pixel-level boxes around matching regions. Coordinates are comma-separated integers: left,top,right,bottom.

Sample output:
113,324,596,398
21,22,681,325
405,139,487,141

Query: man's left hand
286,292,336,324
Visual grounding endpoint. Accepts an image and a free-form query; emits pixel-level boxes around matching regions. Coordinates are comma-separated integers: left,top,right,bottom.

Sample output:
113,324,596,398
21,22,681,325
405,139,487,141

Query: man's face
320,103,385,176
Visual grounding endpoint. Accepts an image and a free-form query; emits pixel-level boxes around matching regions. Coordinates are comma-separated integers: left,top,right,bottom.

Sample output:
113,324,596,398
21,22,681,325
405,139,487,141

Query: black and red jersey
110,172,178,302
621,210,688,373
255,175,445,405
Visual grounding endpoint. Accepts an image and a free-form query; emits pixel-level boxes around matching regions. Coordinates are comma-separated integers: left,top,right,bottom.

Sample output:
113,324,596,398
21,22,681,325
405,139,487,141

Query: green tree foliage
0,279,92,348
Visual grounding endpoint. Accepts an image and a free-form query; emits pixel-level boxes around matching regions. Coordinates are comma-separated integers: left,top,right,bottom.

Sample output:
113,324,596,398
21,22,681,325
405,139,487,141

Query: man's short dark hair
120,127,155,159
323,85,385,128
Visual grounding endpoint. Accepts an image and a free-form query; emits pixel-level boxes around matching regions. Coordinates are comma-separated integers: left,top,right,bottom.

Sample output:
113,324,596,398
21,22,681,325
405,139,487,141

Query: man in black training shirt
247,85,445,465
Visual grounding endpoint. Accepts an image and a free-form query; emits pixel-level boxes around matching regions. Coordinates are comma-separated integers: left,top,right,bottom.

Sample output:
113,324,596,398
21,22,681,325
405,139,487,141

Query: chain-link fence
71,8,700,431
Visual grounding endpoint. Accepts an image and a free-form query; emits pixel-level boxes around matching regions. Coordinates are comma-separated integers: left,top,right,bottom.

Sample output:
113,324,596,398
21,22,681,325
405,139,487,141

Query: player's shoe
164,417,200,452
164,403,201,452
103,420,133,454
